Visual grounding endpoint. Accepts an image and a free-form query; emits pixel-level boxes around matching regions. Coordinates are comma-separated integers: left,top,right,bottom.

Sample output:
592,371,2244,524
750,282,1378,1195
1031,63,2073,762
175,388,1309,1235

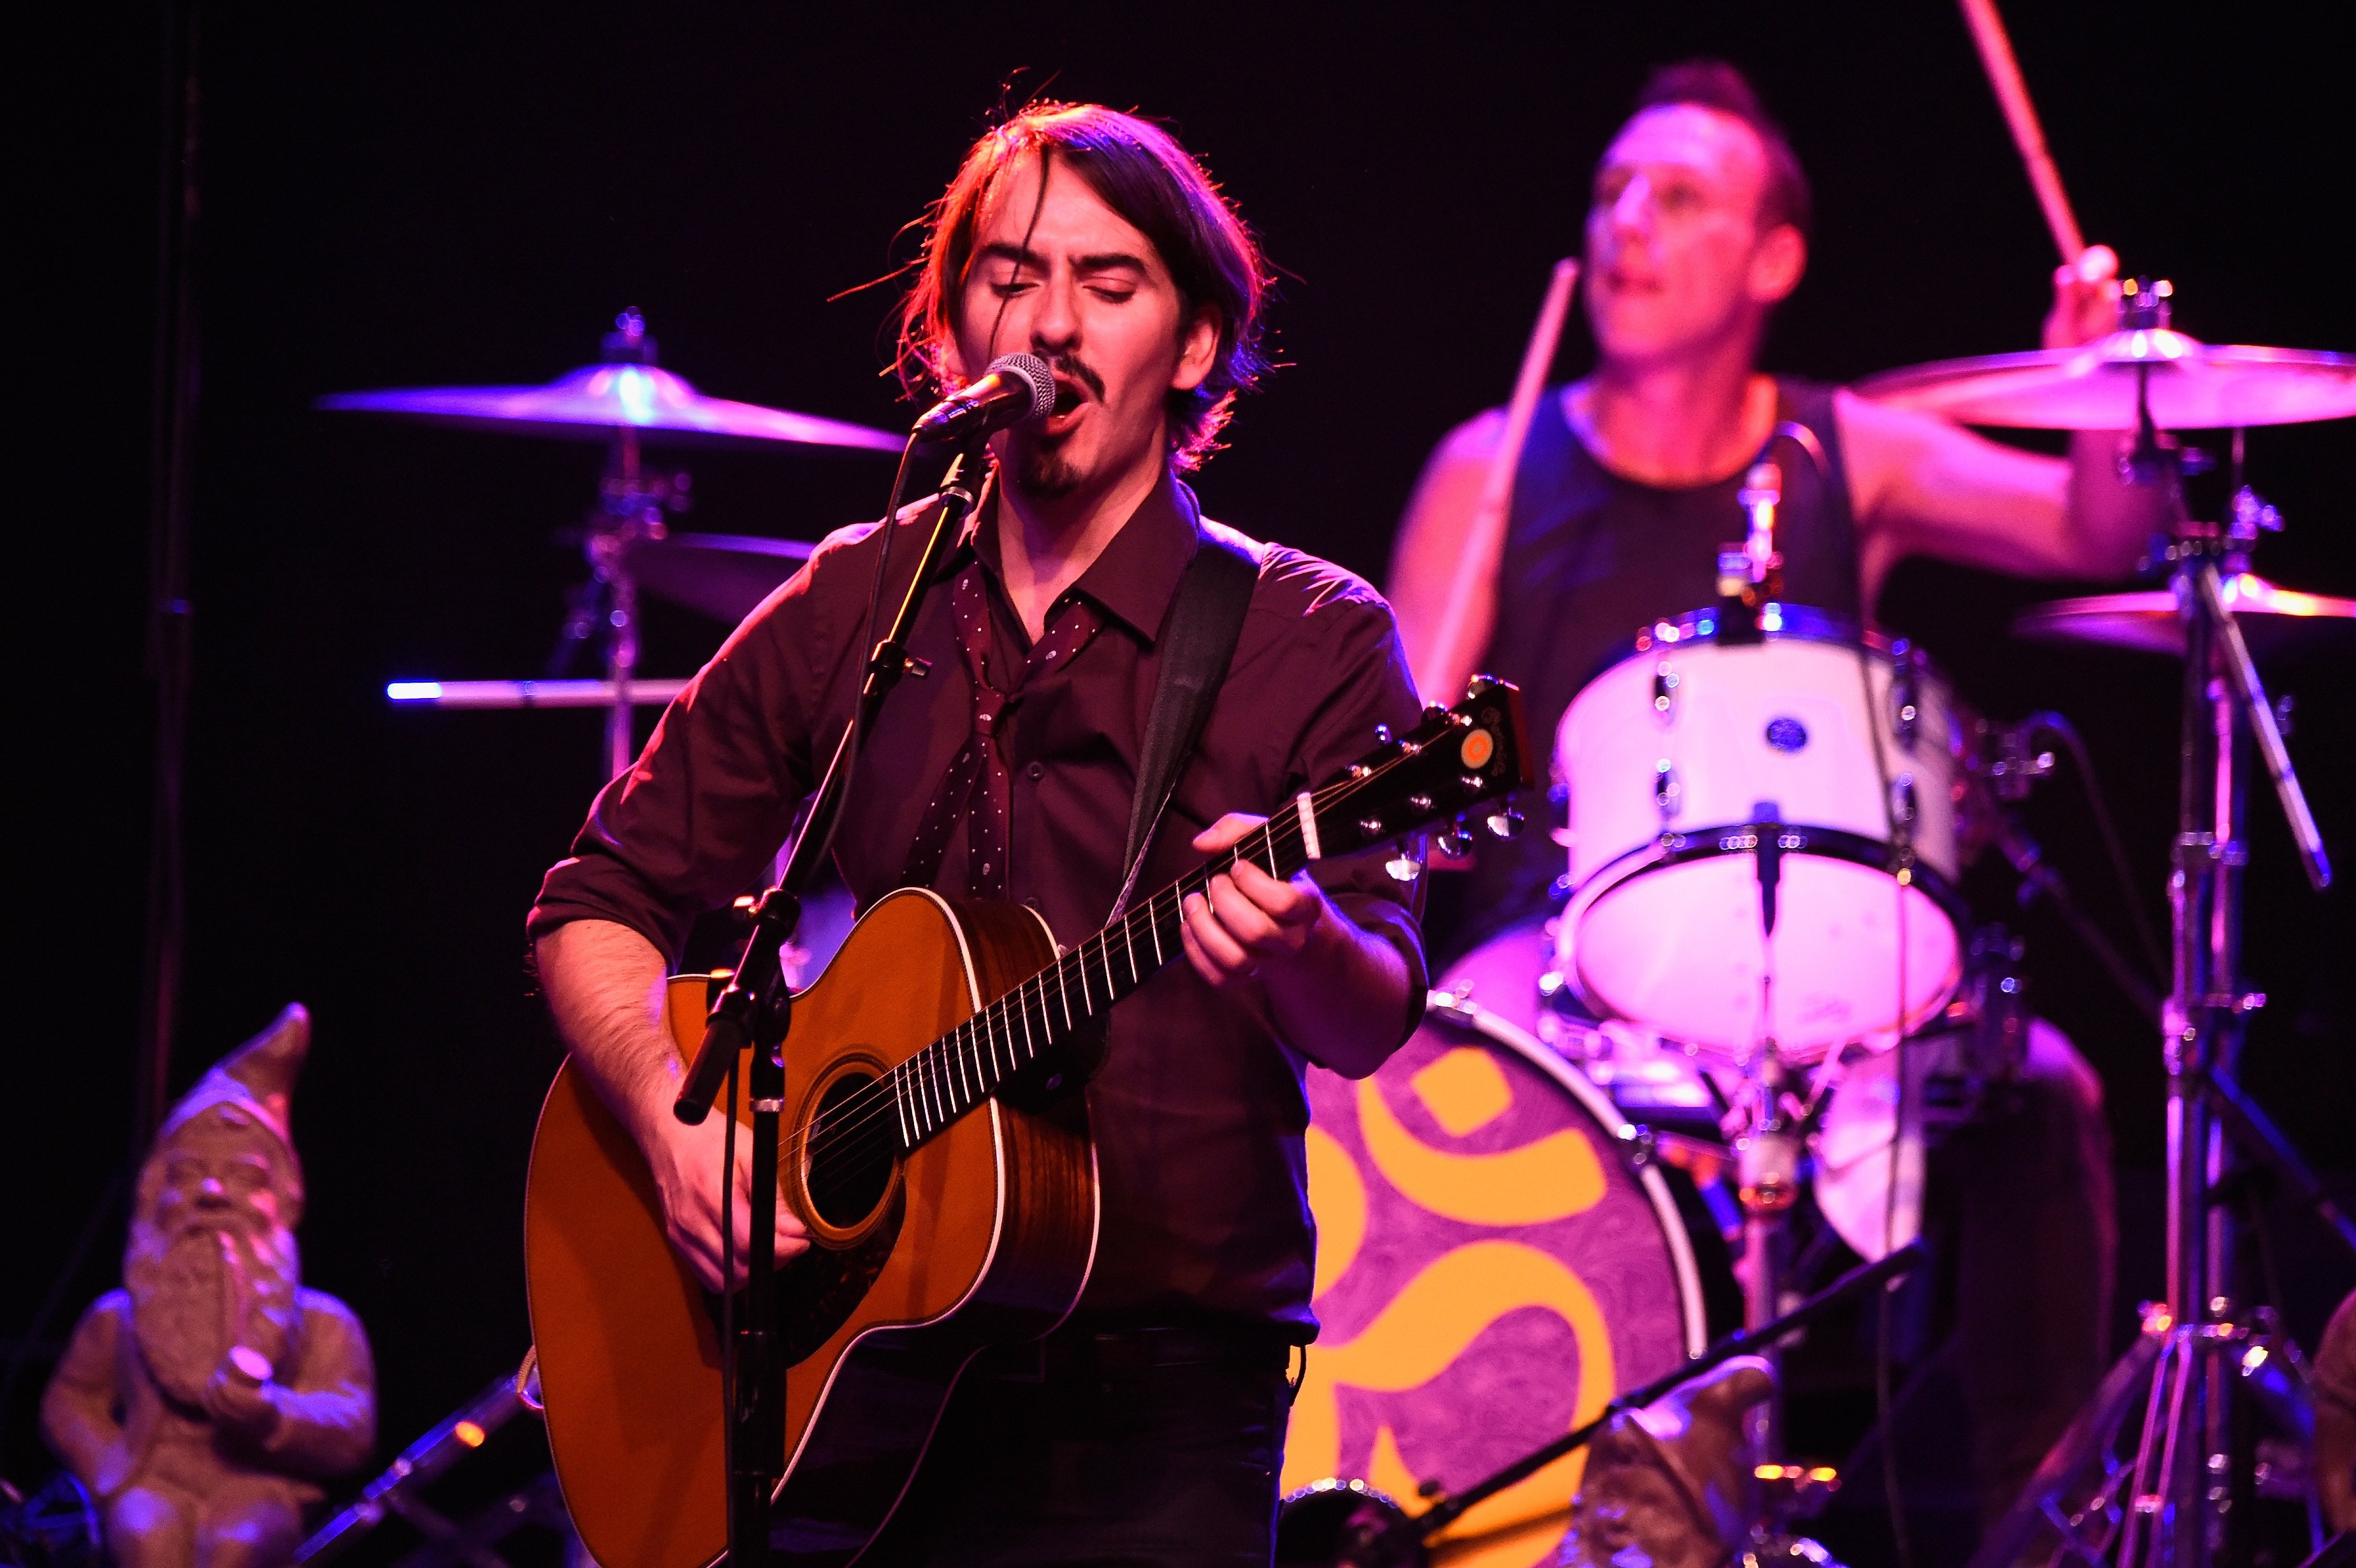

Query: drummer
1386,61,2148,1530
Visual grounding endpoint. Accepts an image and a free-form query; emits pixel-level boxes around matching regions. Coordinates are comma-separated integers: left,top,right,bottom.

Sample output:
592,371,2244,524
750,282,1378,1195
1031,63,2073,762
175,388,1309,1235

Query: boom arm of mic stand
674,442,985,1123
1386,1240,1931,1551
2193,562,2331,890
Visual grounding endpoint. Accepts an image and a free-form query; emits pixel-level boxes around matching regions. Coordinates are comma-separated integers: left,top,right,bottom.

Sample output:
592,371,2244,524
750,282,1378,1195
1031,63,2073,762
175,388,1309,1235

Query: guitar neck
885,803,1326,1152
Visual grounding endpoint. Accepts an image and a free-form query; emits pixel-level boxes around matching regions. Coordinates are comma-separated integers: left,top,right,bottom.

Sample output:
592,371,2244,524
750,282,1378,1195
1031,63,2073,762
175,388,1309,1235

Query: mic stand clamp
671,438,988,1568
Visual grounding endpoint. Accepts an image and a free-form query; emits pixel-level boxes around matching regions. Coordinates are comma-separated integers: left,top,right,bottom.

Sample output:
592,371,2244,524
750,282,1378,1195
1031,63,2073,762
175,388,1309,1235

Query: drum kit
326,290,2353,1568
1280,291,2355,1568
324,308,899,777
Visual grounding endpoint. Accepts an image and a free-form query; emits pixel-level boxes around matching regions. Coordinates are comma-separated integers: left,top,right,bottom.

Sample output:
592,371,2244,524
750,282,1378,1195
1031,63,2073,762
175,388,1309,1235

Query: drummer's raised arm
1386,407,1507,704
1838,246,2162,607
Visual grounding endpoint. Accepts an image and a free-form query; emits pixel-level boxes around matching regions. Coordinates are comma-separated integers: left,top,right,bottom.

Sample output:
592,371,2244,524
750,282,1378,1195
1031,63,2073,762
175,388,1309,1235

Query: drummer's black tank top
1442,377,1863,962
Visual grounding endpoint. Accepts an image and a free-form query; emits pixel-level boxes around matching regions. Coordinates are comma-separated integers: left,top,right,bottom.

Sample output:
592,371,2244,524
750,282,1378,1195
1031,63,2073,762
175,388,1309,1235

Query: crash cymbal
1855,330,2356,430
321,362,903,450
2013,572,2356,658
624,532,815,624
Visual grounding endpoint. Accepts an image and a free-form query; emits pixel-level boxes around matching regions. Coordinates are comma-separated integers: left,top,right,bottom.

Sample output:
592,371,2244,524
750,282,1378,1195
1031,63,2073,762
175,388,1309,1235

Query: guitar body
524,889,1097,1568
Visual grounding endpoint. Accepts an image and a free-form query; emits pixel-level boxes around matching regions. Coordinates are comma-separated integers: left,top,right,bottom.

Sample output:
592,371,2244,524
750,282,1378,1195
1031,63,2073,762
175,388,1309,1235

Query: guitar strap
1107,526,1260,922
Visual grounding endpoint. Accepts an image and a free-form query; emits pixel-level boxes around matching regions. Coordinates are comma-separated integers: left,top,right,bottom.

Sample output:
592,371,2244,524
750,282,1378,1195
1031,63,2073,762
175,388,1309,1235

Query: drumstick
1956,0,2086,265
1416,257,1578,704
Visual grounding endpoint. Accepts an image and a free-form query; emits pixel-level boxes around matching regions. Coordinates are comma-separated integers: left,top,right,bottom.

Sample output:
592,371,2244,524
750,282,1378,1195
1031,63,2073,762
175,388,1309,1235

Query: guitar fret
1056,957,1072,1029
1262,825,1280,878
982,1005,1004,1082
892,1068,911,1149
1148,895,1165,966
1077,943,1094,1014
1019,980,1037,1060
1122,913,1138,986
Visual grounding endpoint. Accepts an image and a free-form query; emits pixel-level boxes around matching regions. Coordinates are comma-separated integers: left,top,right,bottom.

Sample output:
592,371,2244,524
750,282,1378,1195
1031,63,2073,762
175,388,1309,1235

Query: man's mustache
1043,354,1104,402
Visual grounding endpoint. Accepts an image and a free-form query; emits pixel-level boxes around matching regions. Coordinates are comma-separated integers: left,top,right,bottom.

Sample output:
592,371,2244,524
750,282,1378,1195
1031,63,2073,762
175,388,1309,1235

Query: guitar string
792,812,1319,1182
788,784,1347,1184
783,767,1365,1165
785,736,1478,1186
782,726,1484,1186
787,732,1469,1182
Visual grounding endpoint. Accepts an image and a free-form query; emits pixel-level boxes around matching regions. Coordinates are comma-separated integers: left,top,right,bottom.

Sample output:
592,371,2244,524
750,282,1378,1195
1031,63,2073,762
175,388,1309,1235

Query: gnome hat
1597,1354,1777,1547
157,1003,311,1159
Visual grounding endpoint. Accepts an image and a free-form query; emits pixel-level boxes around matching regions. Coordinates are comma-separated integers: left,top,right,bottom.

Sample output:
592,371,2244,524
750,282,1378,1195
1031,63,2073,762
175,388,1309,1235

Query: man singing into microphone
530,102,1427,1562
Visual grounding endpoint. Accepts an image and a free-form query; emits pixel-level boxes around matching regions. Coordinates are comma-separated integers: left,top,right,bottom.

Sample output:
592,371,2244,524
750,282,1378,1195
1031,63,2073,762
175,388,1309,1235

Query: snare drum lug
1654,761,1681,819
1890,772,1918,827
1652,662,1679,719
1891,641,1922,750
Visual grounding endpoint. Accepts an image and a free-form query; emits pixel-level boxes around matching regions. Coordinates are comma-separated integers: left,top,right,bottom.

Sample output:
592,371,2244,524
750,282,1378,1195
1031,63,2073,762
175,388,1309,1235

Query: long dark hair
896,102,1269,470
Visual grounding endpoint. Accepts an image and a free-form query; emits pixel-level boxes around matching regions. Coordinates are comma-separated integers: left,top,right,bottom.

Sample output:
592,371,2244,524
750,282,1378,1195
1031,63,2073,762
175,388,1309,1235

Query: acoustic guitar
522,678,1530,1567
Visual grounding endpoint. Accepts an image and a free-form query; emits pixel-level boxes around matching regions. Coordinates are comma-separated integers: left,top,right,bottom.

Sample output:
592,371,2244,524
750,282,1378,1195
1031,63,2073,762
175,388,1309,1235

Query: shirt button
1026,762,1045,781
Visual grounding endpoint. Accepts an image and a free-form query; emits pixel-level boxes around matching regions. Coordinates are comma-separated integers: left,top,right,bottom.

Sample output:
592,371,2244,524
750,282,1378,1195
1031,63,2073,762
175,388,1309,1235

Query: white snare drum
1555,606,1967,1060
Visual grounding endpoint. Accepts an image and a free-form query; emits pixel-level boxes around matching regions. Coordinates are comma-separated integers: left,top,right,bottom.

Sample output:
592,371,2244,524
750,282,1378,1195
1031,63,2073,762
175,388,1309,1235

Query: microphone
910,353,1056,446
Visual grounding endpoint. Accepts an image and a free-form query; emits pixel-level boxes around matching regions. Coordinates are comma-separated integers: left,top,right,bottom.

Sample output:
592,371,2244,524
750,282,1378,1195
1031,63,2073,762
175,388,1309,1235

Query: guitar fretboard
790,792,1341,1180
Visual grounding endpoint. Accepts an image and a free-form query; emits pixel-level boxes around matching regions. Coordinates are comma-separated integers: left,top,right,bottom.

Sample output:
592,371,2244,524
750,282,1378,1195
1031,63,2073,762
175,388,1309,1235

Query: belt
985,1320,1297,1384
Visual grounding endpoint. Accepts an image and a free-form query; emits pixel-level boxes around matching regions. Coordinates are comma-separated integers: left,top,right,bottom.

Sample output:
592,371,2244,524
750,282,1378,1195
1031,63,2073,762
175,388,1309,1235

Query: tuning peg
1485,807,1525,839
1437,818,1474,858
1385,852,1424,883
1373,723,1392,745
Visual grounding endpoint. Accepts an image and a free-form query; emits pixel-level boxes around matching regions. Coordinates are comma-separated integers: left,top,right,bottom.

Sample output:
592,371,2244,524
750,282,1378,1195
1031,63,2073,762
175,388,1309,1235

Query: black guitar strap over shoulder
1108,530,1260,921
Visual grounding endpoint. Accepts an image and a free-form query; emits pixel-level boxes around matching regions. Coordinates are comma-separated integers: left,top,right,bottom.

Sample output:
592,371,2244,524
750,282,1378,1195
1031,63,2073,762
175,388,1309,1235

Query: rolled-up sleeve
527,525,871,963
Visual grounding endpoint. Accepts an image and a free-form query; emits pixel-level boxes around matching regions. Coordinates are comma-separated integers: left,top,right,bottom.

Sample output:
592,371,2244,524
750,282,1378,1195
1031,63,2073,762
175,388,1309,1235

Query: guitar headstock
1307,675,1532,864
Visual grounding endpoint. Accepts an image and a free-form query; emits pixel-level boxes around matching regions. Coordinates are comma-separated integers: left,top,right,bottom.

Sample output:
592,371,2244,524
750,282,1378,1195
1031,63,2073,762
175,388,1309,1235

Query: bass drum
1281,931,1715,1567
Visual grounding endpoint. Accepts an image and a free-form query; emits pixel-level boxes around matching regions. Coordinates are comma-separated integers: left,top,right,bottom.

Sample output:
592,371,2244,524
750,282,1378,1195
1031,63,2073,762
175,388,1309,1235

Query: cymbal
625,532,815,624
321,363,903,451
1855,329,2356,429
2013,572,2356,658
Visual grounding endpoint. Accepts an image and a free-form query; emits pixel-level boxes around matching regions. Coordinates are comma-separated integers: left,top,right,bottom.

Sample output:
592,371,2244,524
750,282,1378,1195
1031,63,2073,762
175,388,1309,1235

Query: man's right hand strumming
537,918,810,1293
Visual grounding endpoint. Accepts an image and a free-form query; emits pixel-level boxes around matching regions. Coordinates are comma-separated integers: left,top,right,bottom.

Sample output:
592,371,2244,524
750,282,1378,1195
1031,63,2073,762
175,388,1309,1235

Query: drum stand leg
1737,1049,1804,1477
1966,462,2336,1565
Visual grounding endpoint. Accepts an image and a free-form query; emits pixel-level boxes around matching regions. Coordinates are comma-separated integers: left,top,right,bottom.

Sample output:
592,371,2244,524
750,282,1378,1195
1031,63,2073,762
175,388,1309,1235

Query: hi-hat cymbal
322,363,903,451
625,532,815,624
1856,329,2356,430
2014,572,2356,658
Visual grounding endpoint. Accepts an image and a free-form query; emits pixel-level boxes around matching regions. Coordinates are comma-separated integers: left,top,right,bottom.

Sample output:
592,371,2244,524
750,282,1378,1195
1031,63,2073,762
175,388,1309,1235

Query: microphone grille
991,353,1057,423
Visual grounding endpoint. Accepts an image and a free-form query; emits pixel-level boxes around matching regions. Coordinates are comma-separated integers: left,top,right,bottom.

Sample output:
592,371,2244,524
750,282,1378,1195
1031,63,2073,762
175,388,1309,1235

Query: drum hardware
324,309,897,778
1943,284,2343,1568
1286,1241,1928,1568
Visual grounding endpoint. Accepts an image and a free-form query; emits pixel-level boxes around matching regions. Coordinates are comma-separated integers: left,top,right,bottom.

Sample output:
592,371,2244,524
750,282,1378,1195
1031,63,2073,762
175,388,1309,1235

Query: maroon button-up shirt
529,469,1427,1335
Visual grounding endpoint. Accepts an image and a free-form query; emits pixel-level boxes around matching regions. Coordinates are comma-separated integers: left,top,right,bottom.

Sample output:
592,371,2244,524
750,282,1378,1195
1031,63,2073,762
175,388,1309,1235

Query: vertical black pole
136,0,203,1152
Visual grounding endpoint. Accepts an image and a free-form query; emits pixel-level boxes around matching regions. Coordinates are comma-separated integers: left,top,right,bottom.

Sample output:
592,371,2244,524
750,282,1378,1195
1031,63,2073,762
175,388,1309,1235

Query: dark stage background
17,0,2355,1522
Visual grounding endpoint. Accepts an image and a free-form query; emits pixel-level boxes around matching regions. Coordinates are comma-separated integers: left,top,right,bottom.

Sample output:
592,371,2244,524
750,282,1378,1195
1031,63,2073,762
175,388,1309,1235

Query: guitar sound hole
803,1070,896,1230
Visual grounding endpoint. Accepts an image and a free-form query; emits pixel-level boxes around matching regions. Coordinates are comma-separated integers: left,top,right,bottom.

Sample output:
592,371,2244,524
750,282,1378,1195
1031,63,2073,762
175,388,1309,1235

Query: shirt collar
971,466,1202,644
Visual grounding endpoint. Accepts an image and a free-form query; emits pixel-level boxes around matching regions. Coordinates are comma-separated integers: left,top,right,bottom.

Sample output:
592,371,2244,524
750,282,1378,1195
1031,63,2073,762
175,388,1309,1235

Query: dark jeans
857,1322,1295,1567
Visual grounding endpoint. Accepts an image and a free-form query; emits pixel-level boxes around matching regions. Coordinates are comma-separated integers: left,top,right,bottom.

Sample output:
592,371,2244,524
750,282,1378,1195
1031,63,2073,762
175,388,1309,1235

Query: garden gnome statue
41,1005,376,1568
1560,1356,1777,1568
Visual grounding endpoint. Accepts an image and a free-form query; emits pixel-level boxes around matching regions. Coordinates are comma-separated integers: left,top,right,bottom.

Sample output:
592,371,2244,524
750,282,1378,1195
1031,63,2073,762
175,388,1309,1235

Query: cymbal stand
1969,282,2334,1568
542,312,691,778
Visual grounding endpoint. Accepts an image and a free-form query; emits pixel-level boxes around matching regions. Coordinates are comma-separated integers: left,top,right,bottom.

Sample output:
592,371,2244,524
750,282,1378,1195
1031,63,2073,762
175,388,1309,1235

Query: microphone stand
673,434,987,1568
